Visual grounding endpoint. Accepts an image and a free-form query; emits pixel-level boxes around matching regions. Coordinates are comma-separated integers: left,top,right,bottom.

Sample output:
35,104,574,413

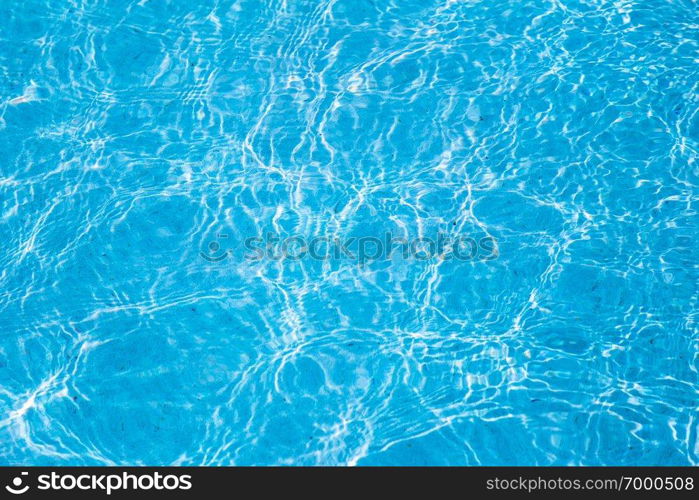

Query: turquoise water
1,0,697,466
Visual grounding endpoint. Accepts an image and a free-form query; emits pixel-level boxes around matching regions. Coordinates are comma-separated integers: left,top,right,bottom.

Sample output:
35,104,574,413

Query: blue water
1,0,697,466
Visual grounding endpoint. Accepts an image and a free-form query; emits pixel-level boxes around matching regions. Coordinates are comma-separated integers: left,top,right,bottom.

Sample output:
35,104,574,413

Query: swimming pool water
0,0,697,466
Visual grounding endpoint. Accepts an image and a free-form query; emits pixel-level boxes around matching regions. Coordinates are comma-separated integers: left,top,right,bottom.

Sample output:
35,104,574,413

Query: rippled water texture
1,0,698,465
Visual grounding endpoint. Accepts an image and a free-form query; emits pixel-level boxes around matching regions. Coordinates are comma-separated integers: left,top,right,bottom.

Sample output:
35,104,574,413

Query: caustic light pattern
0,0,697,465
